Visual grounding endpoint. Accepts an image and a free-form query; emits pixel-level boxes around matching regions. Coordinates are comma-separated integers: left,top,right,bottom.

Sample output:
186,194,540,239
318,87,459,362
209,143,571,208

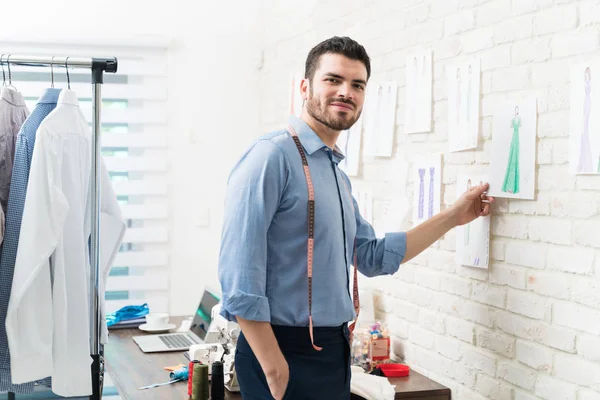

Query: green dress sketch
502,115,521,194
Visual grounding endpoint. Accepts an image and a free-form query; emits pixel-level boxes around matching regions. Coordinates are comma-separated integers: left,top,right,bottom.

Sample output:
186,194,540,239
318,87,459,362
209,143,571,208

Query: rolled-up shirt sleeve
343,175,407,277
218,139,288,323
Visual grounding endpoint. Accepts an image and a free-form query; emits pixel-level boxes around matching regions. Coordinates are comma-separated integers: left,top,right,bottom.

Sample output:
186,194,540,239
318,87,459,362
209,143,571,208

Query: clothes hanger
0,54,6,87
6,54,17,91
65,56,71,90
50,56,55,88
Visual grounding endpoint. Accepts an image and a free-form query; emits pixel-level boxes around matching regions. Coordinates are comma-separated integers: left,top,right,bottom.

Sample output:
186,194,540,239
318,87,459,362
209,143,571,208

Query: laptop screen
189,289,220,341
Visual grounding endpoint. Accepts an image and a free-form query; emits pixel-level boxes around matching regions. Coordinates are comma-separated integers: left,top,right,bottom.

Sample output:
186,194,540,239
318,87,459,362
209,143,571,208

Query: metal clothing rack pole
3,55,118,400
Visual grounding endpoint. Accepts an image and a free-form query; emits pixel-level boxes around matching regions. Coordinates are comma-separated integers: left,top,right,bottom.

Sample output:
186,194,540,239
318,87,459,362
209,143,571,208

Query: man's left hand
450,182,495,226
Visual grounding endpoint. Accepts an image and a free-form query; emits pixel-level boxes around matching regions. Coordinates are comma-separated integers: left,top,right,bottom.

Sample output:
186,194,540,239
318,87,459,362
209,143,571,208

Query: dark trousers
234,324,351,399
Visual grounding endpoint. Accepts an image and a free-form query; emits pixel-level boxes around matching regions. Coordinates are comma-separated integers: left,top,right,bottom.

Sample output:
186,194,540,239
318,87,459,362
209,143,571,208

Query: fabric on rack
0,88,61,393
5,89,126,397
0,87,29,244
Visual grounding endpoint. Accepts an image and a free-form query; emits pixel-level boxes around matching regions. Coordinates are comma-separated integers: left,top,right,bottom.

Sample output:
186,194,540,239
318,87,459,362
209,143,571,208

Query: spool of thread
191,363,209,400
188,360,201,397
210,361,225,400
170,365,188,381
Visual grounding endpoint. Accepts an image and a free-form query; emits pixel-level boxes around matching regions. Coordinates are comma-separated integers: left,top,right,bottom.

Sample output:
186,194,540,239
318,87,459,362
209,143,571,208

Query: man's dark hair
304,36,371,81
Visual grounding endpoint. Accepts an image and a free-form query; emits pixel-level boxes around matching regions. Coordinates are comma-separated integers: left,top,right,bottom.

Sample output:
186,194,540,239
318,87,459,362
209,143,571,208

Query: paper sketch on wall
455,175,490,269
337,115,363,176
369,157,409,237
412,154,441,227
354,190,373,225
405,50,432,134
363,81,397,157
569,63,600,175
289,72,303,117
447,59,480,152
376,193,410,238
487,98,537,200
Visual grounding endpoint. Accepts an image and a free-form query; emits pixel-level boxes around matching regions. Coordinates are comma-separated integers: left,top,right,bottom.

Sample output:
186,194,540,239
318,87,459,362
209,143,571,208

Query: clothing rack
2,55,118,400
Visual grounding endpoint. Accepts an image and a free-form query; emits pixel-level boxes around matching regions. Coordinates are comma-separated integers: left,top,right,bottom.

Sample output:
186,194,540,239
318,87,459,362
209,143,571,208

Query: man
218,36,494,400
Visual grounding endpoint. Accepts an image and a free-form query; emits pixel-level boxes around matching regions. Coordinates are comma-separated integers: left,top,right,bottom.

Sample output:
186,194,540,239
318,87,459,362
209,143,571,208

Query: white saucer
138,323,176,333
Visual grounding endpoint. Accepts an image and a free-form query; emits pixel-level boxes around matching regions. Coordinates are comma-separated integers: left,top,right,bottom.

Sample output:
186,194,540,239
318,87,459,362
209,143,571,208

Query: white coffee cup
145,313,170,328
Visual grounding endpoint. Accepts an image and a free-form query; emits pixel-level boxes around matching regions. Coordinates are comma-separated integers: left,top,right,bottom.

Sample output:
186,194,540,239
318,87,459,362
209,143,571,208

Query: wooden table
105,317,450,400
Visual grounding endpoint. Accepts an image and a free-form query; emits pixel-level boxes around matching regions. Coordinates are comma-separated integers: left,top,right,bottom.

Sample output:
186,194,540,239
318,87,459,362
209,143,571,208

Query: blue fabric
218,115,407,328
0,88,61,393
235,324,351,399
106,303,149,327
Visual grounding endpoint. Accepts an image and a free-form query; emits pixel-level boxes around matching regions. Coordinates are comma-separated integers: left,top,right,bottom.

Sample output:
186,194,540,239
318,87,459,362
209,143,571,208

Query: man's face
301,53,367,131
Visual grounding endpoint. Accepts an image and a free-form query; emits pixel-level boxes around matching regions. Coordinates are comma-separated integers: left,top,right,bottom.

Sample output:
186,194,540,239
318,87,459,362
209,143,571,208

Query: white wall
0,0,264,315
260,1,600,399
1,0,176,44
165,1,264,315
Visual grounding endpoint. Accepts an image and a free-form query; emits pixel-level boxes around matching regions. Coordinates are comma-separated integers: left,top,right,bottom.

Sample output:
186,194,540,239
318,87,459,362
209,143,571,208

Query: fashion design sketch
373,158,411,238
337,115,363,177
456,68,461,125
428,167,434,218
488,98,536,200
363,81,397,157
448,58,480,152
418,168,425,219
412,154,441,227
456,175,490,269
354,190,373,225
570,64,600,175
467,65,472,122
578,68,593,172
289,72,303,117
501,106,521,194
405,49,432,134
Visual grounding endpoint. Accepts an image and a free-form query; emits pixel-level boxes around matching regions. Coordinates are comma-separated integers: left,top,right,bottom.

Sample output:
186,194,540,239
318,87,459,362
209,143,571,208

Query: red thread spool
188,360,201,396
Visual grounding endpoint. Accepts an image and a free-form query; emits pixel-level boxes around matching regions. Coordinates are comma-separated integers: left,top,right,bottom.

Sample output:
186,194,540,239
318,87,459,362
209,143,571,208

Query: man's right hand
236,317,290,400
266,361,290,400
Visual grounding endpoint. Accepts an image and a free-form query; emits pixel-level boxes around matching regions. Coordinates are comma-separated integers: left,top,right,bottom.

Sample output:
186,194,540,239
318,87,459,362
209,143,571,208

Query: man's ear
300,78,309,100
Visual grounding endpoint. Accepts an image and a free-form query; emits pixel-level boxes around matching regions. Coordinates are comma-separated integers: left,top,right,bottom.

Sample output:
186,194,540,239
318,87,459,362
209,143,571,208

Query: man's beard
305,93,360,131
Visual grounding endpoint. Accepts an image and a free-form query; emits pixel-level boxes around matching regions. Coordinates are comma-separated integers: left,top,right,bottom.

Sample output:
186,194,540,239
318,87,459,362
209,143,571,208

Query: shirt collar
0,87,26,106
58,89,79,107
286,115,346,163
37,88,62,105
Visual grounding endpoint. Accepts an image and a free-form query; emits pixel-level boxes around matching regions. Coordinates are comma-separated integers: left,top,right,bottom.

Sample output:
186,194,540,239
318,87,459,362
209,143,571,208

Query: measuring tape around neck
287,124,360,351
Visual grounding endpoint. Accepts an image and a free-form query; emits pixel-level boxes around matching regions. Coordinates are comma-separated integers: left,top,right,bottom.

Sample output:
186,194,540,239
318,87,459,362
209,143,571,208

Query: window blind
6,40,171,315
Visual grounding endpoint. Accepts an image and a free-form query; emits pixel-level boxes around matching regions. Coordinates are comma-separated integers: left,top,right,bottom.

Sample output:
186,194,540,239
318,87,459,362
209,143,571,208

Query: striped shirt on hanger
0,88,60,394
0,87,29,245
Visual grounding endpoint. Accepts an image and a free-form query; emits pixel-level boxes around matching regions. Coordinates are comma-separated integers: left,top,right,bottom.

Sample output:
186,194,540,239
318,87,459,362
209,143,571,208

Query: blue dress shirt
0,88,61,393
218,115,407,328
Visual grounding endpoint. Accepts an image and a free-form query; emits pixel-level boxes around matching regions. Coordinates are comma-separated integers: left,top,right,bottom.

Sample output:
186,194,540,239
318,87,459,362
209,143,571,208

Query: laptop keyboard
159,334,199,349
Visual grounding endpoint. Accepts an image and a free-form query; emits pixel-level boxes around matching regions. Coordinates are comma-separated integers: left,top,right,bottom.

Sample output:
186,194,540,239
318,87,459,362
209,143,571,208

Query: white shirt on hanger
5,89,126,397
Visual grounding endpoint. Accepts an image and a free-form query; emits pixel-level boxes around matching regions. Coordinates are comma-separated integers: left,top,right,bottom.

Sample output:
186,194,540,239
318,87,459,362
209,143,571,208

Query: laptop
132,288,221,353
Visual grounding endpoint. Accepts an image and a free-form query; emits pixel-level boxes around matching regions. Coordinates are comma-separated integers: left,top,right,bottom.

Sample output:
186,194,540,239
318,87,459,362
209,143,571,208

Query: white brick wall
553,300,600,335
554,353,600,390
576,333,600,362
516,339,554,372
506,288,549,320
261,0,600,398
535,374,577,400
497,361,537,391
